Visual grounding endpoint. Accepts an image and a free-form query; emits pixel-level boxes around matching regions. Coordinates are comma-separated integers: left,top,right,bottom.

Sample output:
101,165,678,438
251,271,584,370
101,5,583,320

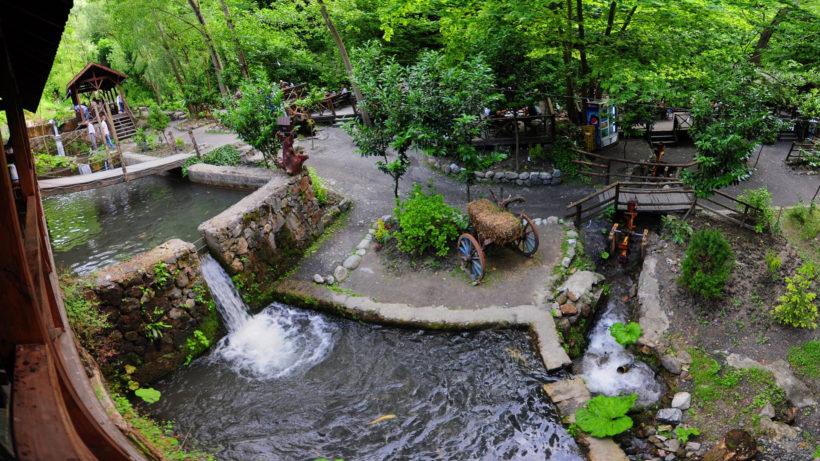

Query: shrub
182,145,241,176
394,184,464,257
787,340,819,379
575,394,637,438
147,103,170,135
661,215,693,245
374,218,391,244
529,144,546,162
609,322,642,346
736,187,776,233
34,153,76,175
765,250,782,276
679,230,734,299
219,78,285,168
773,262,817,329
61,278,109,346
307,166,329,206
786,201,819,240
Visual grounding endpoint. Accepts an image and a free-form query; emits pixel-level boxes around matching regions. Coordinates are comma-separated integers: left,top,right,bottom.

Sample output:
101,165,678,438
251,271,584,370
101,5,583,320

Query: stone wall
186,163,277,189
199,169,339,308
86,239,219,384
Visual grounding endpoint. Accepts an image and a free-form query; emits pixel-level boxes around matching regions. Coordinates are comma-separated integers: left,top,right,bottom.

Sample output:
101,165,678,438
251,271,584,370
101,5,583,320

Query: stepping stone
343,255,362,270
313,274,325,284
333,266,349,282
671,392,691,410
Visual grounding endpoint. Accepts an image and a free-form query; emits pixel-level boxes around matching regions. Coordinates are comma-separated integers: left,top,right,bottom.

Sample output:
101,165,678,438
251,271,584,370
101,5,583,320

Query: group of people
74,96,124,151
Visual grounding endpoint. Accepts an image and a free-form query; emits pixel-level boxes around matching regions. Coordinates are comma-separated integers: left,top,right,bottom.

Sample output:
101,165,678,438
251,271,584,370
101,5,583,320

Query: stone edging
424,156,562,186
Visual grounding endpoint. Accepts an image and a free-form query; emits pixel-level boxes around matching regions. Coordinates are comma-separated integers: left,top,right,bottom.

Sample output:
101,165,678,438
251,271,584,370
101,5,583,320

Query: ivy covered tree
219,78,285,168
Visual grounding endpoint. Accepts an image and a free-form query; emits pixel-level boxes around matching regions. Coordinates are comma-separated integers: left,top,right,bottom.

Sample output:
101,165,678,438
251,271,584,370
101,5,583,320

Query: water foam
200,255,336,380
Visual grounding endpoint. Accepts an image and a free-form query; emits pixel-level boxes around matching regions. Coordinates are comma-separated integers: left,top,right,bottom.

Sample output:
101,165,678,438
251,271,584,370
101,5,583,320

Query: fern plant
609,322,642,346
575,394,638,438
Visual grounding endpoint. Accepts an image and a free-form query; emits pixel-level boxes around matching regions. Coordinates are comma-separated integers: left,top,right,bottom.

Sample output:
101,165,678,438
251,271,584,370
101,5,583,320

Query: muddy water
42,175,246,274
151,256,583,460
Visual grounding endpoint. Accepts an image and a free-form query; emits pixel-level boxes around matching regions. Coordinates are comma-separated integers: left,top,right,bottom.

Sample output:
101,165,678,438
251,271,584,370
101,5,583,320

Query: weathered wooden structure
67,62,136,138
0,1,146,459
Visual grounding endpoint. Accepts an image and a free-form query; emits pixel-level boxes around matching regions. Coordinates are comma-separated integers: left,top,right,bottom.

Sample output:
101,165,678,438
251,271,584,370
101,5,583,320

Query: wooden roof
66,62,128,94
0,0,74,111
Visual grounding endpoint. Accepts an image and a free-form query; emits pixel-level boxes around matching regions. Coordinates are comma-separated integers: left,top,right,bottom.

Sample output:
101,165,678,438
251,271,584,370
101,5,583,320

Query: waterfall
77,164,92,175
199,254,336,380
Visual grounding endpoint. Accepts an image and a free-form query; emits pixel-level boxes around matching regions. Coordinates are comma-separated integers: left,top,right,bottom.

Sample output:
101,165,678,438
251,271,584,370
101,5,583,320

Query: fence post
187,128,201,158
614,183,620,210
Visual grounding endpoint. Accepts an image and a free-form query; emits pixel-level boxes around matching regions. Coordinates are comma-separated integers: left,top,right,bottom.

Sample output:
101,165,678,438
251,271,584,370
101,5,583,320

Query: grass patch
326,283,362,297
307,166,329,206
781,203,820,265
112,393,213,460
60,274,109,347
787,339,820,379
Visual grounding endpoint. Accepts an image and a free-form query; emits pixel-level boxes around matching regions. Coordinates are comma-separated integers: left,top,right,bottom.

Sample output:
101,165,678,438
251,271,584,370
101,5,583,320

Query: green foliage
609,322,642,346
773,262,818,329
786,202,819,240
147,103,170,134
787,340,820,379
374,218,391,244
34,153,76,175
307,166,329,206
134,387,161,404
575,394,638,438
600,250,610,261
679,230,734,299
145,321,171,340
61,277,109,346
674,426,701,444
601,205,616,222
175,138,185,149
182,145,242,176
736,188,776,233
661,215,693,245
765,250,782,276
219,78,284,168
185,329,212,366
88,149,109,164
153,261,170,286
394,184,464,257
688,348,785,410
528,144,546,162
798,89,820,119
111,392,213,460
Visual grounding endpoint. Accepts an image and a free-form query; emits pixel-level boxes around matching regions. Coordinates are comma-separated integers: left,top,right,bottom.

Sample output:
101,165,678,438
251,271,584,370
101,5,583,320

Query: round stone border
424,156,562,186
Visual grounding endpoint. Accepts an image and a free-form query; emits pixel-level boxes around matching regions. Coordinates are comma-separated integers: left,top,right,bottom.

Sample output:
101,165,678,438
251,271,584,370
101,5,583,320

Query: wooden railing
572,148,698,185
786,140,818,164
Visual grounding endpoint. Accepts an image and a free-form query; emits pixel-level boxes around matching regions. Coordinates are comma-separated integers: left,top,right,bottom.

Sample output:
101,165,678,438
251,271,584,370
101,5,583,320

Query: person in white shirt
100,120,115,148
86,122,97,150
116,94,124,113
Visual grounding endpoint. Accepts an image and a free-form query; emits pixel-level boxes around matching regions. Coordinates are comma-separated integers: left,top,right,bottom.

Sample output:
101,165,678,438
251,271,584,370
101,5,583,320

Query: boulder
313,274,325,284
504,171,518,180
759,402,775,419
552,169,561,178
759,417,799,441
333,266,349,282
559,303,578,316
637,255,669,350
671,392,691,410
559,271,605,303
518,172,530,180
726,354,816,408
656,408,682,425
356,239,371,250
539,172,552,180
343,255,362,270
662,355,683,374
542,378,590,416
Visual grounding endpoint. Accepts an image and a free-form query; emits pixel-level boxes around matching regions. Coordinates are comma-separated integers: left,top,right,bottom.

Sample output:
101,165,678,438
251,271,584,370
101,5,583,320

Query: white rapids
199,254,335,380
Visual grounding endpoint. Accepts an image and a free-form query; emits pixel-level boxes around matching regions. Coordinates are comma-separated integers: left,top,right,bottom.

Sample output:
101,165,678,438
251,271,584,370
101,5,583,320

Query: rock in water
656,408,682,425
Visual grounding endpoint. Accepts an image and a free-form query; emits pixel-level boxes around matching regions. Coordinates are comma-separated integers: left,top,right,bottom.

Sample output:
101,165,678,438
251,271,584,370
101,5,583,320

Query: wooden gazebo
66,63,136,138
1,1,145,459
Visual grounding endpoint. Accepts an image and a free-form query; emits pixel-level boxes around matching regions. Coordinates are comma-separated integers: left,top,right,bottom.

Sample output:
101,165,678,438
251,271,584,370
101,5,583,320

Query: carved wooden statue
276,131,308,175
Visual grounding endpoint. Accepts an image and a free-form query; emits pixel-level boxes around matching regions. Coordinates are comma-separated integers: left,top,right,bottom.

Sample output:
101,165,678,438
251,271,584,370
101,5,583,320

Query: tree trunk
316,0,371,126
750,7,790,65
218,0,250,79
575,0,589,82
561,0,578,123
620,5,637,33
604,1,617,36
187,0,229,98
156,22,186,90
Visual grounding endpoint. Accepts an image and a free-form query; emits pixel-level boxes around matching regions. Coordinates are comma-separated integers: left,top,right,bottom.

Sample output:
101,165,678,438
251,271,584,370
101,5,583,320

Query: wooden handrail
566,182,619,208
573,148,698,168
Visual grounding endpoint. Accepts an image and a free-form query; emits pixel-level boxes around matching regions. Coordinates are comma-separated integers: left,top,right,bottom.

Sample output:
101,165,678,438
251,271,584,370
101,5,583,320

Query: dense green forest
40,0,818,123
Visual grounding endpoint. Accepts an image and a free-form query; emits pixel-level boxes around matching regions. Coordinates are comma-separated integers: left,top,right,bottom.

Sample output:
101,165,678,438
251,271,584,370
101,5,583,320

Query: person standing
100,120,115,148
116,94,124,113
87,122,97,150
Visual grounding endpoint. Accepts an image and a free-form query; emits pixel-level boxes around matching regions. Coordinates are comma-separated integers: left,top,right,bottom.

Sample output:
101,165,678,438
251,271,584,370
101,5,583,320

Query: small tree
452,115,505,201
147,103,170,143
678,230,735,299
219,79,285,168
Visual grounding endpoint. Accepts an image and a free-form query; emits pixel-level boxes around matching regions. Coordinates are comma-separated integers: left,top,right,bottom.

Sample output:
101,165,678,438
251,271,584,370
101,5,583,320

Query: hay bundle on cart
467,199,523,245
459,196,539,283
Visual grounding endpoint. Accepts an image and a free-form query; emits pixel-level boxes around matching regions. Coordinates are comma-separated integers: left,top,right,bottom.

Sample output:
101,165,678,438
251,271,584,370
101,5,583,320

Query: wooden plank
13,345,95,460
39,152,193,196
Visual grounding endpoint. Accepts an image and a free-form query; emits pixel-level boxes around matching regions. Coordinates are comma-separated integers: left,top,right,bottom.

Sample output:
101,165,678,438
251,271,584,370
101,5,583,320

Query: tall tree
750,6,791,65
187,0,229,98
218,0,250,79
316,0,371,126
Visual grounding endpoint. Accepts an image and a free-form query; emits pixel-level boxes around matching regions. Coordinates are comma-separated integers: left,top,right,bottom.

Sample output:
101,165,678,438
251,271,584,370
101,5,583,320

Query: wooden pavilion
66,62,136,138
1,1,146,459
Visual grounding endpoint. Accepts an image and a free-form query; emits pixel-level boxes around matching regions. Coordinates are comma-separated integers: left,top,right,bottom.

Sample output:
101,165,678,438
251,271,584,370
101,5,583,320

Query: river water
42,175,246,274
150,255,583,461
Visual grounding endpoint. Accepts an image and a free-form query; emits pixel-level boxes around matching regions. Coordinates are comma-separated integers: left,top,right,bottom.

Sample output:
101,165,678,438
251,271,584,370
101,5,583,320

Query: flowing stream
151,256,583,460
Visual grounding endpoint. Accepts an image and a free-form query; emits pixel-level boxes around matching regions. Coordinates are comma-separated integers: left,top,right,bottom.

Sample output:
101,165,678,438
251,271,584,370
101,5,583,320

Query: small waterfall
77,164,92,175
199,254,336,380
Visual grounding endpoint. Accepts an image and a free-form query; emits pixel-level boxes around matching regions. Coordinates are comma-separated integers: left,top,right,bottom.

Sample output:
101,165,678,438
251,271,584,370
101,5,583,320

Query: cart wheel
609,223,619,255
458,234,486,282
515,213,539,257
640,228,649,259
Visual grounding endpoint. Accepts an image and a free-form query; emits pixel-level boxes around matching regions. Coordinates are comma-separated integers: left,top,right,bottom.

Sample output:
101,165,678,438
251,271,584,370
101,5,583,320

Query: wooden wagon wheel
640,228,650,259
458,233,486,282
515,213,539,257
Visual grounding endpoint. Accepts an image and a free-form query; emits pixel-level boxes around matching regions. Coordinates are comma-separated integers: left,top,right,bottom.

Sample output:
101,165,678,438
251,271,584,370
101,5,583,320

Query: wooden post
752,144,764,168
102,101,127,177
92,98,114,167
614,183,621,211
188,128,201,158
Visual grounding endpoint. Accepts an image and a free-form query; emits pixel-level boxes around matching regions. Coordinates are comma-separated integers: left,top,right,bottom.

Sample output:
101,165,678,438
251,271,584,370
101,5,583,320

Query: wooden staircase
111,112,135,139
648,129,677,148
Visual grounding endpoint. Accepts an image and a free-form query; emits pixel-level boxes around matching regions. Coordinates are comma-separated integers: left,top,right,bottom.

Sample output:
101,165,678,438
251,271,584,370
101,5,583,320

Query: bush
394,184,465,257
61,278,109,346
765,250,782,276
575,394,637,438
307,166,329,206
679,230,734,298
181,145,241,176
736,187,776,233
374,218,391,244
773,262,817,329
147,102,170,135
661,215,693,245
34,153,76,175
219,78,284,168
